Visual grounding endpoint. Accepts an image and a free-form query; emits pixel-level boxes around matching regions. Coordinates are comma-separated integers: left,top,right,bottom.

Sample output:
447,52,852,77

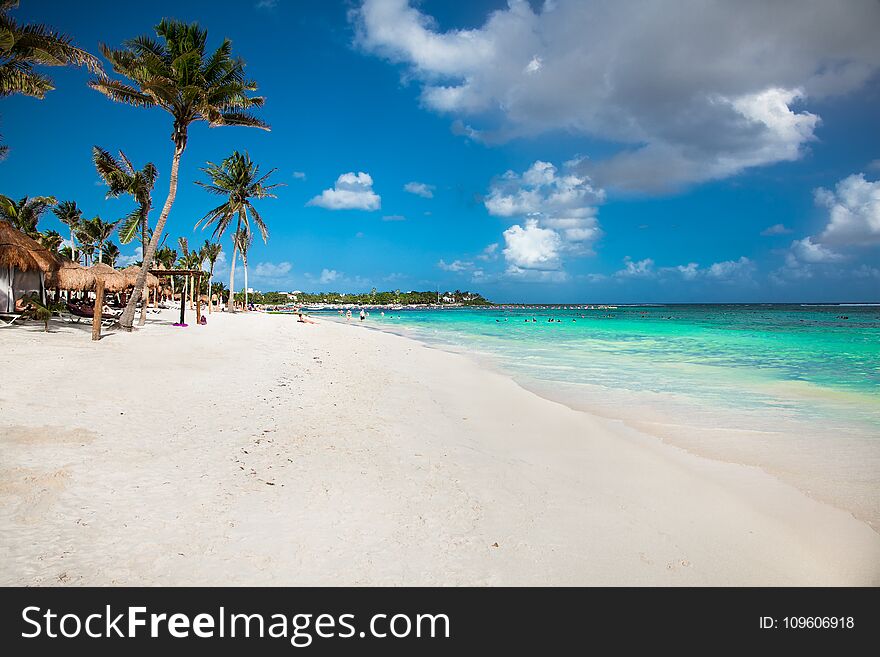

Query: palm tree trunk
207,266,214,313
244,259,249,310
70,228,76,263
118,143,185,331
228,241,238,312
138,218,149,326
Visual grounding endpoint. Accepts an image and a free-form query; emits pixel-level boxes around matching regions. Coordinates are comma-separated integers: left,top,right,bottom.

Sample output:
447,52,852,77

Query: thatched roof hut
120,265,159,289
0,220,60,273
89,263,127,292
45,260,95,291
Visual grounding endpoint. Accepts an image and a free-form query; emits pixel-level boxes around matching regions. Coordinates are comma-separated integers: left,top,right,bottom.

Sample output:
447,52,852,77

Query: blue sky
2,0,879,302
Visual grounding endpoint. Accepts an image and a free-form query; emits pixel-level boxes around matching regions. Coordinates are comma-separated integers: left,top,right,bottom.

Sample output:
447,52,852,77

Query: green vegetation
236,289,492,307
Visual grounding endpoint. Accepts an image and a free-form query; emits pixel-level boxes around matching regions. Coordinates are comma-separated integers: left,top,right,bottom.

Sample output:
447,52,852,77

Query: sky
2,0,879,303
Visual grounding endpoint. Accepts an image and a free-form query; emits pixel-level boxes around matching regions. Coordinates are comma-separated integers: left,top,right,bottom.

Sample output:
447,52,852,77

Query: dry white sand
1,309,878,585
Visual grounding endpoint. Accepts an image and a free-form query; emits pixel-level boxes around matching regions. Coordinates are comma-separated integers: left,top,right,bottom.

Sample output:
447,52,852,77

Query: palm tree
92,146,158,266
177,236,192,309
0,194,56,236
0,1,101,97
194,151,280,311
104,242,120,267
38,228,63,253
78,216,119,264
0,1,101,155
89,19,268,331
194,243,208,309
234,227,252,310
53,200,82,262
155,245,176,301
202,240,221,313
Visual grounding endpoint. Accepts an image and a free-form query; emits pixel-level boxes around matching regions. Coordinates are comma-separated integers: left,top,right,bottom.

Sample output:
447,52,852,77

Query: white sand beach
1,310,878,586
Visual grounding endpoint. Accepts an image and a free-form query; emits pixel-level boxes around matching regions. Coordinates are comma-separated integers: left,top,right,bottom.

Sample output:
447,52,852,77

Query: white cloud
761,223,793,236
319,268,340,284
788,237,844,264
616,256,655,278
382,214,406,221
116,246,142,268
487,160,603,277
502,219,563,272
354,0,880,191
307,172,381,211
253,261,292,278
656,257,754,281
437,259,472,272
292,171,306,180
403,181,435,198
674,262,700,280
706,256,755,279
476,242,499,261
256,0,278,9
814,173,880,245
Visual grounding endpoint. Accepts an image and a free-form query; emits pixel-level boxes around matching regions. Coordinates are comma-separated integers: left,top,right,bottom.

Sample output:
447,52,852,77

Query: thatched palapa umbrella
0,220,60,273
45,260,95,291
121,265,159,289
89,263,127,292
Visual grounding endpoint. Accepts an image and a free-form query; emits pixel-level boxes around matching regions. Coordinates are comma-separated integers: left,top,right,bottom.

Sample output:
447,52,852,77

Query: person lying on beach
14,295,33,312
297,312,316,324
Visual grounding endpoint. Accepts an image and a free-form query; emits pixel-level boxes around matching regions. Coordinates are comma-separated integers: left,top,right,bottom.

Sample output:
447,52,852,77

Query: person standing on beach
346,309,352,321
360,309,366,321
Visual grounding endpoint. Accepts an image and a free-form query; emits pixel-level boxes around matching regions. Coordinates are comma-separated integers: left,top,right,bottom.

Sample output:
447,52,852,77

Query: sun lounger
65,303,121,328
0,313,22,327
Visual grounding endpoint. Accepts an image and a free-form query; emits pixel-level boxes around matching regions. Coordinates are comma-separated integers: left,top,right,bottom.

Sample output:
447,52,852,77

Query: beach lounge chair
0,313,21,327
65,302,121,328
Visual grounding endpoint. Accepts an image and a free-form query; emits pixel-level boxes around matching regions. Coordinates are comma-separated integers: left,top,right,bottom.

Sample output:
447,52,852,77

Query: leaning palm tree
78,216,118,264
194,151,280,311
89,19,268,331
92,146,158,262
0,194,56,236
234,227,252,310
201,240,221,313
53,200,82,262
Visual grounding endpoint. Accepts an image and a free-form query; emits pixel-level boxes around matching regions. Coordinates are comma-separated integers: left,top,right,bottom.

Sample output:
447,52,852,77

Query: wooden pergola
150,268,206,325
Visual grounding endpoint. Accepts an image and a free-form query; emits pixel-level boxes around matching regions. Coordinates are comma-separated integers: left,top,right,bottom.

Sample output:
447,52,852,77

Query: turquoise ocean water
322,304,880,525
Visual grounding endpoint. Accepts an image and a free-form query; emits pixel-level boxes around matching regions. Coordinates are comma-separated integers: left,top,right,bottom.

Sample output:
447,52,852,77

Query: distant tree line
237,288,492,306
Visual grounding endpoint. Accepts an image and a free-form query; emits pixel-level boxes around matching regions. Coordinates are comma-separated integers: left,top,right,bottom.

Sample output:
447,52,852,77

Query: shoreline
343,314,880,530
1,309,878,585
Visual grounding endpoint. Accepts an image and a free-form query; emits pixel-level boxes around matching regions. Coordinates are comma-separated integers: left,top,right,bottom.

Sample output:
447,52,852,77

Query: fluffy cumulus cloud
403,181,435,198
616,256,655,278
502,219,563,273
788,237,844,264
354,0,880,191
486,160,603,277
252,261,293,279
307,172,381,211
706,256,756,280
814,173,880,246
116,246,143,267
319,268,340,284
